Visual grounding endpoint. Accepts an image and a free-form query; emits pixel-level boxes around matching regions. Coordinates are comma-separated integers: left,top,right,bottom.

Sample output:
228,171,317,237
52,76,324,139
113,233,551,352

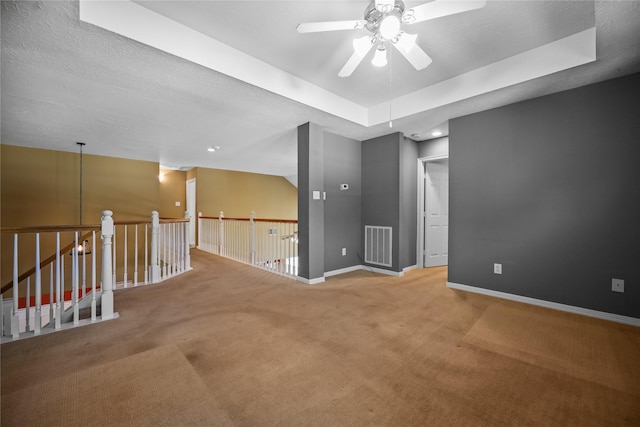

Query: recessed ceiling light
207,146,221,152
411,133,420,139
431,131,443,137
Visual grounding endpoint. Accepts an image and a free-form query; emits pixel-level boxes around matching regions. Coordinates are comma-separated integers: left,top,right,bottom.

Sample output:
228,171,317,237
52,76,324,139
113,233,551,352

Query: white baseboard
324,265,364,277
446,281,640,328
403,265,417,273
325,264,411,278
366,265,403,277
297,276,325,285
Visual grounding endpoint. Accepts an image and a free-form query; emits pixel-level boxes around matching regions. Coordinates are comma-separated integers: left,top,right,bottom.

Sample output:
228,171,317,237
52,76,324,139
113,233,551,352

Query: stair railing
1,210,191,342
198,211,298,277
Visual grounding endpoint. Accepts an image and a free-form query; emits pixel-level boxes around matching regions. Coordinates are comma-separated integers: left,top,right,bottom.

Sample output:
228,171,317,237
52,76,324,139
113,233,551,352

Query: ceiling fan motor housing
364,0,407,40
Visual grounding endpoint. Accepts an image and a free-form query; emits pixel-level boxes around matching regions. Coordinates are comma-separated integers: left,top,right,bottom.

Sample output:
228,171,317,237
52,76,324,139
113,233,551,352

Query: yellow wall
1,145,298,291
1,145,163,289
159,168,187,219
194,167,297,220
1,145,160,226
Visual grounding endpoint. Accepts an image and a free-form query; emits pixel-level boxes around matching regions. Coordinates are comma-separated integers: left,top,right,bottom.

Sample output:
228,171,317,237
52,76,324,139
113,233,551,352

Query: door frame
186,178,196,246
416,154,449,269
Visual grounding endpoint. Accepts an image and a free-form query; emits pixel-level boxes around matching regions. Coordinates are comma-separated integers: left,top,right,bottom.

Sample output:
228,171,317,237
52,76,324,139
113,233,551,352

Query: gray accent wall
418,137,449,159
362,133,401,271
362,133,418,272
399,137,418,270
449,72,640,318
323,132,362,272
297,122,325,281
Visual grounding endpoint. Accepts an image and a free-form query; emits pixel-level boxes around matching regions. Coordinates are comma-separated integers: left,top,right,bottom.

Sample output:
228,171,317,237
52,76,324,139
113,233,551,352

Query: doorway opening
417,155,449,268
186,178,196,246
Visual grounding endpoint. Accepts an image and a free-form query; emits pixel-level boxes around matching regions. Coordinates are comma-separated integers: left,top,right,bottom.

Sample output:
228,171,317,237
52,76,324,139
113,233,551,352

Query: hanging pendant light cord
389,45,393,128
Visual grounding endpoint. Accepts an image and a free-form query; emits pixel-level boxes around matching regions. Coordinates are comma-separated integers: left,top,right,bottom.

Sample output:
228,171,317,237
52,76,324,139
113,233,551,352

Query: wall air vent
364,225,392,267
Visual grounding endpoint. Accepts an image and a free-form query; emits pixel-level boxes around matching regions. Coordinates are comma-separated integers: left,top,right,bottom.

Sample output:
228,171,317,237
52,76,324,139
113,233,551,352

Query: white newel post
184,211,191,270
250,211,256,266
219,211,225,256
197,212,202,250
101,210,115,320
150,211,161,283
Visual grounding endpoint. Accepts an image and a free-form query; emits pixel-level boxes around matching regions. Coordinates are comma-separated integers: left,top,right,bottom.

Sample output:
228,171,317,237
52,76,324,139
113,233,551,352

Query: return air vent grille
364,225,392,267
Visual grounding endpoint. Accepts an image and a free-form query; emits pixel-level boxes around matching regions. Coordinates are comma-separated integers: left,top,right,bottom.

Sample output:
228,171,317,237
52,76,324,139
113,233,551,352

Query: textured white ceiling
2,1,640,178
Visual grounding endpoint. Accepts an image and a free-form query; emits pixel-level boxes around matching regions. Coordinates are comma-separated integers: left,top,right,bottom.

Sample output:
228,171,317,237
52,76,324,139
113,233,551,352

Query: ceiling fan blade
296,20,365,33
338,36,375,77
406,0,486,24
393,34,432,71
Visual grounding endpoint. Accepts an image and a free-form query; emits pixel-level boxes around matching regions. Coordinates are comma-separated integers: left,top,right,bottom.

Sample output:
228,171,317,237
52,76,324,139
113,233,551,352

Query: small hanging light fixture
371,44,388,67
70,142,91,256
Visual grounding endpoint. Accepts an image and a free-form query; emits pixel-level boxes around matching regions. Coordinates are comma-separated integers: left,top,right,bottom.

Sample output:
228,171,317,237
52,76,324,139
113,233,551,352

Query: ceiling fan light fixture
402,9,416,24
372,45,388,67
379,14,401,40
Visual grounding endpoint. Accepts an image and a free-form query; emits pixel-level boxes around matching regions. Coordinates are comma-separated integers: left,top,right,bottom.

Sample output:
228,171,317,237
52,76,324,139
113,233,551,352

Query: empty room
2,1,640,425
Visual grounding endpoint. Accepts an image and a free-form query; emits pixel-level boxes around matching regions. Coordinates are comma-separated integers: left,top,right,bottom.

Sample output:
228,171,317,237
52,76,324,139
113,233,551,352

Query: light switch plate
494,263,502,275
312,191,320,200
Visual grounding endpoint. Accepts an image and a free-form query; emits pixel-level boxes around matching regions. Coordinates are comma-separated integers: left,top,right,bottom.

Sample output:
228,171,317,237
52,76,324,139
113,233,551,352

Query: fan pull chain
388,45,393,128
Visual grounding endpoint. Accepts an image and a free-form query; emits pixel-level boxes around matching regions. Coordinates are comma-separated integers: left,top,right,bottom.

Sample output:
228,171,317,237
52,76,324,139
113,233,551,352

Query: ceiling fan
297,0,486,77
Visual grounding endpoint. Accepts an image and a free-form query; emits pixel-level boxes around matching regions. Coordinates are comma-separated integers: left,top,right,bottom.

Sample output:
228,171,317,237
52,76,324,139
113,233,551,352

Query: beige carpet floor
2,249,640,426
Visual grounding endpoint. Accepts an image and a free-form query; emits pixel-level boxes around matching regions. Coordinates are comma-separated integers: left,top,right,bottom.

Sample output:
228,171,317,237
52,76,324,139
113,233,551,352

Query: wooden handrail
1,225,100,234
199,215,297,224
1,230,95,295
0,218,189,233
113,218,189,225
159,218,190,224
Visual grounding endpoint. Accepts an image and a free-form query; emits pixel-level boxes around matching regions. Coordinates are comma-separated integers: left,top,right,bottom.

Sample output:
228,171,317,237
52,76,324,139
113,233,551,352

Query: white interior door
186,178,196,246
424,160,449,267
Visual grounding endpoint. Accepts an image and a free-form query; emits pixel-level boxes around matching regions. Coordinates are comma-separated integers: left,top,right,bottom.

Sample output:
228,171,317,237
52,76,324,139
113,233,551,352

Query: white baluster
60,253,65,309
55,233,61,330
144,224,149,284
91,230,97,322
35,233,42,334
112,226,117,288
123,225,128,288
150,211,160,283
82,238,87,298
169,223,174,275
163,223,168,278
73,232,79,325
197,212,202,250
12,234,19,338
219,211,225,256
26,277,31,332
49,262,54,325
250,212,256,266
134,224,139,286
101,210,115,320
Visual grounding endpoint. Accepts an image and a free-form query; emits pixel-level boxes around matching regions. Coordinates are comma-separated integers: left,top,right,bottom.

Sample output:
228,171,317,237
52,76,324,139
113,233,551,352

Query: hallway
2,249,639,426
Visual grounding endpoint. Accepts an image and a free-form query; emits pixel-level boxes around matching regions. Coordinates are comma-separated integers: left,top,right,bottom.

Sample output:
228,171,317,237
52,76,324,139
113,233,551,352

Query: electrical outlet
612,278,624,293
494,263,502,275
342,248,347,256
